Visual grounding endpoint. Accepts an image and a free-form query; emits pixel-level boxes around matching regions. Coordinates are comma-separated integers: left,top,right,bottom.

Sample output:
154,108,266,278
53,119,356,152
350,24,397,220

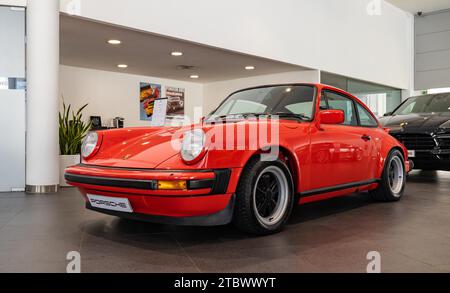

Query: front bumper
407,159,414,172
65,164,241,226
409,157,450,171
86,195,235,226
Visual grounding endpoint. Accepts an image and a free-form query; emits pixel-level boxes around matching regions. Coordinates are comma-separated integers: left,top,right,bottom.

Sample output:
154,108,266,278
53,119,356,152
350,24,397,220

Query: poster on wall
139,82,162,121
165,87,185,117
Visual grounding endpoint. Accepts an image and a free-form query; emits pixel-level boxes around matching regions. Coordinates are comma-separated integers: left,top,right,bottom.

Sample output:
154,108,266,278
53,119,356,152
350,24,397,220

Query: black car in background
379,93,450,171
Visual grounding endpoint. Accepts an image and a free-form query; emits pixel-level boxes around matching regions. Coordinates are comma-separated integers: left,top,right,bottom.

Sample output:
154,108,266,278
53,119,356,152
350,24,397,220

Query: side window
322,91,357,126
319,96,328,110
356,103,379,127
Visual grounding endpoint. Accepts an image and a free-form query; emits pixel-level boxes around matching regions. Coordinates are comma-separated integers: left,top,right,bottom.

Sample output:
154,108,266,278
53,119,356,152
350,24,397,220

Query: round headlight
181,129,206,163
81,132,99,159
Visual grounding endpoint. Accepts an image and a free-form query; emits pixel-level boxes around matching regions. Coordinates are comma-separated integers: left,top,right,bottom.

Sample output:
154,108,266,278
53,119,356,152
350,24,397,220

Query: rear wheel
370,149,406,202
233,156,294,235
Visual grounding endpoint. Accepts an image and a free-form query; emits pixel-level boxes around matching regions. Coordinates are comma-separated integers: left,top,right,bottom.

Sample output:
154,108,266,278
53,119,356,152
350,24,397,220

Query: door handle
361,135,371,141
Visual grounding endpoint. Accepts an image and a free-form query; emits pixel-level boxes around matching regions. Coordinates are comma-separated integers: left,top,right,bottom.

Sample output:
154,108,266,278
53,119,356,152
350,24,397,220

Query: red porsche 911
65,84,411,235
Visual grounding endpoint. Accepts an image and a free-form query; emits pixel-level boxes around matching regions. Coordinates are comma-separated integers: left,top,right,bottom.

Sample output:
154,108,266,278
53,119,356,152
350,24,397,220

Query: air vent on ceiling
176,65,198,71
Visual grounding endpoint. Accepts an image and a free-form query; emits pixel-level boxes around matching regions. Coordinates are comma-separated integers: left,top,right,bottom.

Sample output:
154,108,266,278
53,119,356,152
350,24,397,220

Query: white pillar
26,0,60,193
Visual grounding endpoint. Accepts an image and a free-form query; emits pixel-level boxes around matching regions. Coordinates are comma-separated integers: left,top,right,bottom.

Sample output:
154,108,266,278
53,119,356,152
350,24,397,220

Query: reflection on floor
0,170,449,273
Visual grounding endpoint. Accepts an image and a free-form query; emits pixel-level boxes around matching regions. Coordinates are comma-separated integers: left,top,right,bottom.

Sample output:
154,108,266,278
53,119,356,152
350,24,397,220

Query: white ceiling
60,15,305,83
386,0,450,13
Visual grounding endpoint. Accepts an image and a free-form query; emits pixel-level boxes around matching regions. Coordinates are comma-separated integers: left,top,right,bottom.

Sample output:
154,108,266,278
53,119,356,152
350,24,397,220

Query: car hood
85,119,297,169
379,113,450,133
85,127,186,169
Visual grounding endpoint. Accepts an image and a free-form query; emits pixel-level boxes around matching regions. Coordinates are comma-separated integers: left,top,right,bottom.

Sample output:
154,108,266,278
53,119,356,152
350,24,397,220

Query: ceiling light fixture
108,39,122,45
171,51,183,56
190,75,199,79
117,64,128,68
245,66,255,70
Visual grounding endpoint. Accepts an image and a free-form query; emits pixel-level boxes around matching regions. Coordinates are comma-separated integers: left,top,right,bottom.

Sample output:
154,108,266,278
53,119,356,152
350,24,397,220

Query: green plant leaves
59,100,92,155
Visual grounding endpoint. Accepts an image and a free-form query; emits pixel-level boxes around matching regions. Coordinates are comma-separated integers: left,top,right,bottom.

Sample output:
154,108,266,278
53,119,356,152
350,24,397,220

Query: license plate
87,194,133,213
407,150,416,158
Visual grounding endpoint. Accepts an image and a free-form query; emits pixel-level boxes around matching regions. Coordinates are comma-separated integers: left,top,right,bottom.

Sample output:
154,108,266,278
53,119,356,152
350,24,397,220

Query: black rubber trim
187,179,215,190
65,168,232,194
300,179,380,197
211,169,232,194
408,160,414,172
65,173,157,190
86,194,235,226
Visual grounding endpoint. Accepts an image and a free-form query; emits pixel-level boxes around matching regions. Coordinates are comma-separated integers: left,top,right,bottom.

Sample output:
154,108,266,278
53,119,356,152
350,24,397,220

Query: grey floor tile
0,172,449,272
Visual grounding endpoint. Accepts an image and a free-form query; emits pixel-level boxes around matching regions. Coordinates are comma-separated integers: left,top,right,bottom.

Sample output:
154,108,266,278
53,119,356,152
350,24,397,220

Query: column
26,0,60,193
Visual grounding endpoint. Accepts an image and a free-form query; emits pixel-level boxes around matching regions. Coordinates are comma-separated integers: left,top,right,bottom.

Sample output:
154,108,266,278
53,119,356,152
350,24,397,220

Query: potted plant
59,101,91,187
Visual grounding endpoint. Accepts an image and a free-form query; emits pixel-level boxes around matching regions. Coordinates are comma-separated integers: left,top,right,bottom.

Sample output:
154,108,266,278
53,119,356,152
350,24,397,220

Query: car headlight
81,132,100,159
181,129,206,163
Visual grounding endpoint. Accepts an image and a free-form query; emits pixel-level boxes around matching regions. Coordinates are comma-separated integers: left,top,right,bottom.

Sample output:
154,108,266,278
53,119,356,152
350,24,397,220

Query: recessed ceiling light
245,66,255,70
108,39,121,45
285,88,292,93
190,75,199,79
117,64,128,68
171,51,183,56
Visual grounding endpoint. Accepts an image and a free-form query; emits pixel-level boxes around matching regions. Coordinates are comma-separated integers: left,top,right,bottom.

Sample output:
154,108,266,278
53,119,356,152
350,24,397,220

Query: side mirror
383,112,392,117
319,110,345,125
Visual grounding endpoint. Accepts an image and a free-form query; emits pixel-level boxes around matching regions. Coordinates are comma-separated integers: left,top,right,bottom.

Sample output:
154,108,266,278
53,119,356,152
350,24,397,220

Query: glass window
210,85,316,120
356,103,378,127
229,100,267,114
321,72,402,116
284,101,314,116
397,101,416,115
321,91,357,126
394,93,450,115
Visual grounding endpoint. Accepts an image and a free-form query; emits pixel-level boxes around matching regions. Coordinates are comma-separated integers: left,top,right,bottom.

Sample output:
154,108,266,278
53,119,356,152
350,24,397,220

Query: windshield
394,93,450,115
208,85,316,121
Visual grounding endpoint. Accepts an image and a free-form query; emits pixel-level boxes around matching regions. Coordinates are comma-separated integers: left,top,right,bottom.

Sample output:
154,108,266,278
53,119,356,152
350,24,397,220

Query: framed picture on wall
139,82,162,121
165,87,185,118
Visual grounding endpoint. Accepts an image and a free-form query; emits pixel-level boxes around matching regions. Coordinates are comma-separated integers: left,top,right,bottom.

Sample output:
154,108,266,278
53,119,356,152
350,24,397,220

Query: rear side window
321,91,358,126
356,103,378,127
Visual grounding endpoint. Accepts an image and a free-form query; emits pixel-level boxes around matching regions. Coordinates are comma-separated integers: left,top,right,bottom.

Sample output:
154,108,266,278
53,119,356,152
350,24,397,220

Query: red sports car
66,84,411,235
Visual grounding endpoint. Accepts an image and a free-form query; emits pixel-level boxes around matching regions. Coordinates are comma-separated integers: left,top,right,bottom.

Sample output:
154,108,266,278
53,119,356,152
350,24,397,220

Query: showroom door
0,6,26,192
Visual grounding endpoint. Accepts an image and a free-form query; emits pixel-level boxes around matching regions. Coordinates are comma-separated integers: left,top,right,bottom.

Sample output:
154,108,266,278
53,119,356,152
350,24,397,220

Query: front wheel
370,149,406,202
233,157,295,235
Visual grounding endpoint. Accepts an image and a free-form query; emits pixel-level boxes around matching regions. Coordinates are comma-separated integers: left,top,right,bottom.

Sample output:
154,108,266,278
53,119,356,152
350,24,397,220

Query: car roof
410,93,450,99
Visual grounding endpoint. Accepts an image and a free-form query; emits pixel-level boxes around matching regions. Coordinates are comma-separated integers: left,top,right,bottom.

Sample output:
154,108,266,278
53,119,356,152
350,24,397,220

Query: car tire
233,156,295,235
370,149,406,202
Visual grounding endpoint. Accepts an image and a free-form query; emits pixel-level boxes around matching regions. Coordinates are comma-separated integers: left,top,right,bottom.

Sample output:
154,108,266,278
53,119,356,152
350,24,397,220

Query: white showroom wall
203,70,320,114
60,65,204,127
61,66,319,125
60,0,414,92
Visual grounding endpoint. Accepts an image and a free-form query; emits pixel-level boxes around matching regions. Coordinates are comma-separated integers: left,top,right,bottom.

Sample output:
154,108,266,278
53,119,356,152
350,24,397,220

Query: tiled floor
0,170,449,273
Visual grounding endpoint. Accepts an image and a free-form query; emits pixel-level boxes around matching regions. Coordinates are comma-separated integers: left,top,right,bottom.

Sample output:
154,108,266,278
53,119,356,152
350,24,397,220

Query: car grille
391,133,436,150
436,134,450,150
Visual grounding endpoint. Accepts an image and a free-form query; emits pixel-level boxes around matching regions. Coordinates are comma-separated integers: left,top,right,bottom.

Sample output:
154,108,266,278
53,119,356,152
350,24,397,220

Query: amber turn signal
157,180,187,190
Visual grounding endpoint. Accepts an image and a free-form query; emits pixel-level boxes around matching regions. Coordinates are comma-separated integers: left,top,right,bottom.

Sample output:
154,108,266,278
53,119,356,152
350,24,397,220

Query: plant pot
60,154,80,187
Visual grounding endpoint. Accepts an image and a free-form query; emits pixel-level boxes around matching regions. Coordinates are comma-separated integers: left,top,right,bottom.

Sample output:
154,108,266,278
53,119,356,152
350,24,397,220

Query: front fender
376,133,409,178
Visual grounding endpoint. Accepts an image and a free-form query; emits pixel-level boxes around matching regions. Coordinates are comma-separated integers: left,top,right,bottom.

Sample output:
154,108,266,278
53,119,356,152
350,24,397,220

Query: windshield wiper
206,113,266,122
206,112,309,123
272,112,310,121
